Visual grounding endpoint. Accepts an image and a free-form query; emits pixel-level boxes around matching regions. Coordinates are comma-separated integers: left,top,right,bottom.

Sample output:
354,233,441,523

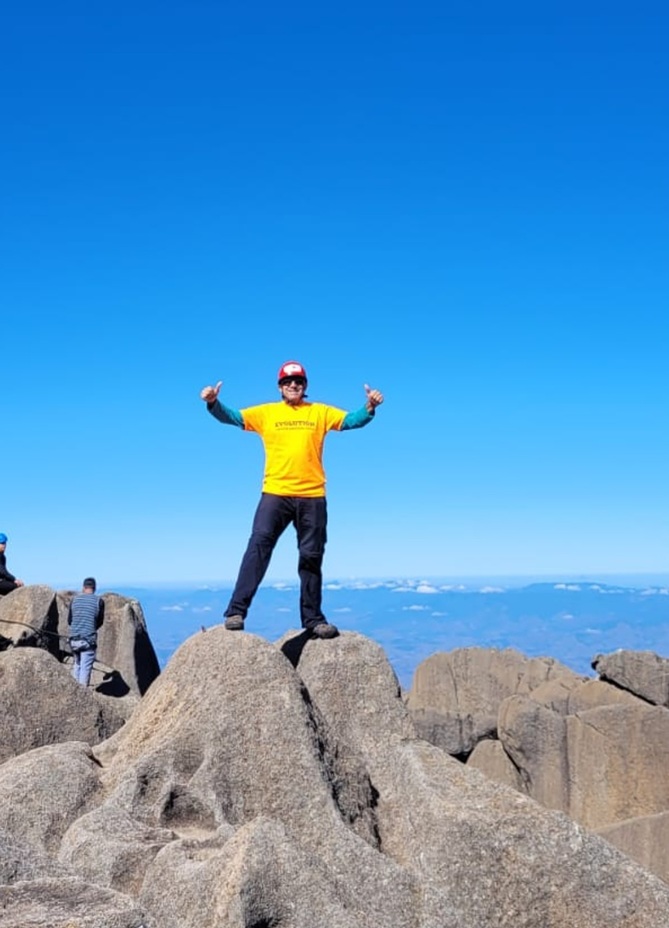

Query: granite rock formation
0,648,131,764
1,624,669,927
0,584,160,697
407,645,669,885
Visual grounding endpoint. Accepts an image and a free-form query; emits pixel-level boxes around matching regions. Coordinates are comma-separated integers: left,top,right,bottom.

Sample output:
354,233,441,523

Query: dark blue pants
225,493,328,628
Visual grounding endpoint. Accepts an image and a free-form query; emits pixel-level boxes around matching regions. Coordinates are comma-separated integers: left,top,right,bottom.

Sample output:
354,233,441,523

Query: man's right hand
200,381,222,403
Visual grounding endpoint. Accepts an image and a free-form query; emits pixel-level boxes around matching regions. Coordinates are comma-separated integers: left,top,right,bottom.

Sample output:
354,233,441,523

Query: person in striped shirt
68,577,105,686
201,360,384,639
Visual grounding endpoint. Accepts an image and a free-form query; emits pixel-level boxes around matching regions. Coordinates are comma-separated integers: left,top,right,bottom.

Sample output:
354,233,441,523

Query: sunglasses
279,377,306,387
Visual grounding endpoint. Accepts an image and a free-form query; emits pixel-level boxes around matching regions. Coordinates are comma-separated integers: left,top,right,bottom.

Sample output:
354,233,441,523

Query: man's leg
72,652,81,682
295,497,330,630
79,648,96,686
225,494,293,621
0,580,18,595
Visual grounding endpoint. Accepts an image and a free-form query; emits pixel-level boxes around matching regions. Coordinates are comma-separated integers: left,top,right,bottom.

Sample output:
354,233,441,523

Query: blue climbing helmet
0,533,7,544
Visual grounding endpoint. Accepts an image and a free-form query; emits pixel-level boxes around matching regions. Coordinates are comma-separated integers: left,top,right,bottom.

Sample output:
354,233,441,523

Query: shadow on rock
95,669,131,697
280,629,314,669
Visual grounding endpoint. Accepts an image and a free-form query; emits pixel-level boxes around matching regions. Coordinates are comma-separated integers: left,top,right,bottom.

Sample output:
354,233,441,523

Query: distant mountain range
117,577,669,689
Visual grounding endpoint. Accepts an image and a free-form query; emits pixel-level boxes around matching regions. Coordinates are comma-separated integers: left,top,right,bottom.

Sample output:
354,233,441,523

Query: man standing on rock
201,361,384,638
68,577,105,686
0,533,24,595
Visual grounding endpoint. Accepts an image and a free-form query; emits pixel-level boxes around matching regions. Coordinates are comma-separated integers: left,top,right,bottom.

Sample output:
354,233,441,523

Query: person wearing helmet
0,533,25,596
200,361,384,638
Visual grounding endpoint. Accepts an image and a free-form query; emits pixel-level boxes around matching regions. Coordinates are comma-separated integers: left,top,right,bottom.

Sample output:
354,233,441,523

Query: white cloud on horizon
327,580,391,591
349,581,389,590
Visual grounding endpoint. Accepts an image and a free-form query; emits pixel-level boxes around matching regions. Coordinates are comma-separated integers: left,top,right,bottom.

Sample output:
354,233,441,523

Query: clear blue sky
3,0,667,587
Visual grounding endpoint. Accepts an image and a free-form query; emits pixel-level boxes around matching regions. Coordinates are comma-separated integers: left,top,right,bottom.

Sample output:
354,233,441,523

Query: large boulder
497,693,570,810
0,742,102,868
0,648,131,764
466,737,524,790
0,879,147,928
597,812,669,885
58,802,177,897
0,585,61,655
93,627,419,928
566,677,643,713
140,817,384,928
566,703,669,829
406,645,582,756
592,650,669,707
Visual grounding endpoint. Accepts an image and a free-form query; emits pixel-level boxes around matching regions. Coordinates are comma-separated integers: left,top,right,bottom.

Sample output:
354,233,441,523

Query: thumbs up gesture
364,384,384,411
200,381,222,404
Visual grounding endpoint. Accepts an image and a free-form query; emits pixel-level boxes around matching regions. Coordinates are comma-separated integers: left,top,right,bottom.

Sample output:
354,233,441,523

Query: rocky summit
0,585,668,928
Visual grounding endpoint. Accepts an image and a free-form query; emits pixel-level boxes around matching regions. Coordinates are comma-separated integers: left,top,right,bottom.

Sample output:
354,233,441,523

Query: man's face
0,543,6,553
279,377,306,406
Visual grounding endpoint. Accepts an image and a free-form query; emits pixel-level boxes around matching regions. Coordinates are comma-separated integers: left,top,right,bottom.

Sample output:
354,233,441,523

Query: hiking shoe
224,615,245,631
310,622,339,639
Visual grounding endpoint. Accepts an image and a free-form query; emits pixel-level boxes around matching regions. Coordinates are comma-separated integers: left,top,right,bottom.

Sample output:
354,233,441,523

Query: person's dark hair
83,577,97,591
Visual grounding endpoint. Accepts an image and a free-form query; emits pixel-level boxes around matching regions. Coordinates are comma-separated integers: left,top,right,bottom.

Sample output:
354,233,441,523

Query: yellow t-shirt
241,401,346,497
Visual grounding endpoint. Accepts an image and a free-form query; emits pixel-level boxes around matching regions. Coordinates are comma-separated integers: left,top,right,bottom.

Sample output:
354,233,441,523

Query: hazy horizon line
42,571,669,592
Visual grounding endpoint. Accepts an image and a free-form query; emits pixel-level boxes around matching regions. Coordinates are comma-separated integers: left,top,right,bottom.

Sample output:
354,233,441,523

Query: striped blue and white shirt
68,593,103,640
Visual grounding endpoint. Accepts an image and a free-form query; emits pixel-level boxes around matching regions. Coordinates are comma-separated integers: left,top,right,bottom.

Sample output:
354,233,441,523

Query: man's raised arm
340,383,384,431
200,380,244,428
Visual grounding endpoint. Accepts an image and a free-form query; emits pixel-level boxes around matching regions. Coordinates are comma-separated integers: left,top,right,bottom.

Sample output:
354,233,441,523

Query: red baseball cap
277,361,308,383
